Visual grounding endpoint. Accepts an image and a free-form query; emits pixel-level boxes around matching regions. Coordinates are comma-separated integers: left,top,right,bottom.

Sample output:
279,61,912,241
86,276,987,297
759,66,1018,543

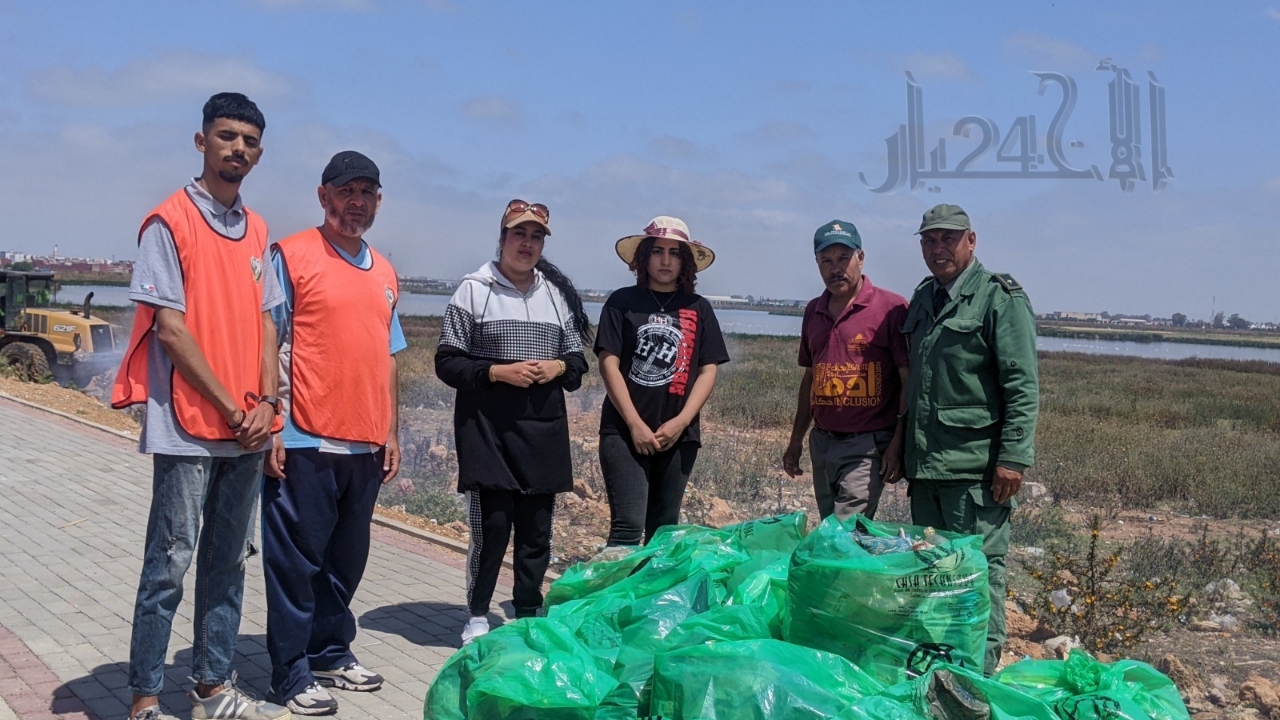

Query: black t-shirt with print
594,285,730,445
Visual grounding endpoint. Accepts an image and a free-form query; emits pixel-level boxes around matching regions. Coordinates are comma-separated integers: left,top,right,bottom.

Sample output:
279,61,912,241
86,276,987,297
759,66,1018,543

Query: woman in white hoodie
434,200,591,645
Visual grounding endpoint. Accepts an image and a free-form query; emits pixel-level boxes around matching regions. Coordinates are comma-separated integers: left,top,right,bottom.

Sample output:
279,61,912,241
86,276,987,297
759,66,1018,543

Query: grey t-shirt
128,179,284,457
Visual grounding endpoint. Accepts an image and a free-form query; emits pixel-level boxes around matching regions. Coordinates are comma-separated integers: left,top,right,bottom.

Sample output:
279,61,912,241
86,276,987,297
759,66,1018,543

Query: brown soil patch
375,505,469,543
0,376,139,434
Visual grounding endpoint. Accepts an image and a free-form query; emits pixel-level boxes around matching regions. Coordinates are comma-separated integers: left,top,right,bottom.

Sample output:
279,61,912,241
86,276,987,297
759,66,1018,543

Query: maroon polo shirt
798,276,910,434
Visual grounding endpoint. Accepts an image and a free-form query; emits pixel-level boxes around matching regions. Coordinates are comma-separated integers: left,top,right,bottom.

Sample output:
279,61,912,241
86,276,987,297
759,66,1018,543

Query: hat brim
326,172,381,188
615,235,715,272
916,222,970,234
504,210,551,236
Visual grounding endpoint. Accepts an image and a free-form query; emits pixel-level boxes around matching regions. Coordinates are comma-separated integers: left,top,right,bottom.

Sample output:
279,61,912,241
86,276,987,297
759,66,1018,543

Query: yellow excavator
0,270,120,385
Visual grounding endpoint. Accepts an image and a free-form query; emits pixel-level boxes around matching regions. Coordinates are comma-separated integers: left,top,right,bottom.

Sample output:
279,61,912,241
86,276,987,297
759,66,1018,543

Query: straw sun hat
614,216,715,272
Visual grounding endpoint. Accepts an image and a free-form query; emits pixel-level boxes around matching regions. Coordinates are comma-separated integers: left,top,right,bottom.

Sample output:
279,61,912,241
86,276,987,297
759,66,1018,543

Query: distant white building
1052,311,1102,321
702,295,750,304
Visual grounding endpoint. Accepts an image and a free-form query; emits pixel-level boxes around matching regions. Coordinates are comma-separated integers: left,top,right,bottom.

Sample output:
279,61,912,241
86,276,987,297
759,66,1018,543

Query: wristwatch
259,395,282,414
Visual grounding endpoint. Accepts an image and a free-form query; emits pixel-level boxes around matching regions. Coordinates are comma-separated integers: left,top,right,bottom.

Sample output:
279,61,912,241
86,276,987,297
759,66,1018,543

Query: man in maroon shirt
783,220,910,520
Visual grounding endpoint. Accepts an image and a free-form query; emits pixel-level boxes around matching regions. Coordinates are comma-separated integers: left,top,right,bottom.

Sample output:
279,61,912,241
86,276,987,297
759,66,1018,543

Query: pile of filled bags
423,512,1191,720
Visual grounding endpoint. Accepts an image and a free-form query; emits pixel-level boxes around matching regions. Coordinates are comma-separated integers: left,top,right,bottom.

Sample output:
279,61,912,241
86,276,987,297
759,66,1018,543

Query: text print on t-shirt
812,360,884,407
629,308,699,396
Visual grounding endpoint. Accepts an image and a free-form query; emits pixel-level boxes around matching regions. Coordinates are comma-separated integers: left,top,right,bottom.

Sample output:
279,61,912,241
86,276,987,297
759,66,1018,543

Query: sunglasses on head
505,199,549,221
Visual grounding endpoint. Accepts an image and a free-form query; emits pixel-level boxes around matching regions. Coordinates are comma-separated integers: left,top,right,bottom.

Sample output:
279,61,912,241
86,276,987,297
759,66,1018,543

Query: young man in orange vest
112,93,289,720
261,151,404,716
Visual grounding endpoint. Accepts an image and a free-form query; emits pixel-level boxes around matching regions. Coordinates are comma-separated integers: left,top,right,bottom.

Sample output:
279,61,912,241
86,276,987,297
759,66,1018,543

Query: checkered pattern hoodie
435,261,587,494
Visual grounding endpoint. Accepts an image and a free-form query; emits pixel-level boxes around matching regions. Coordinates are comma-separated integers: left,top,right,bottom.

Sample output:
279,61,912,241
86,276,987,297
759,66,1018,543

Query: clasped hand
493,360,562,388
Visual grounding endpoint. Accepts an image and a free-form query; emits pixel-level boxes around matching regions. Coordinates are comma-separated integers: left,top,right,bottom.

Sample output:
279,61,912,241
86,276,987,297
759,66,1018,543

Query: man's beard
326,205,376,237
217,169,246,184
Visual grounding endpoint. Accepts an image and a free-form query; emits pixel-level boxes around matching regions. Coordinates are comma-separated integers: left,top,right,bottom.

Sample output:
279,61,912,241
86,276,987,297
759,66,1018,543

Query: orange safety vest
275,228,398,444
112,187,277,441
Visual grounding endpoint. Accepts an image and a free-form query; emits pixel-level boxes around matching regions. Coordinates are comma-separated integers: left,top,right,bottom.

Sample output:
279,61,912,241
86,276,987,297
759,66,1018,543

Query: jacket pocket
937,405,999,429
941,317,981,333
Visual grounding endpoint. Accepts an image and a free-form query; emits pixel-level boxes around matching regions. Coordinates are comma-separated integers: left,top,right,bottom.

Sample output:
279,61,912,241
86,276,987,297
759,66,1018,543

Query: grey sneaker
313,662,383,692
189,672,291,720
127,707,162,720
282,684,337,716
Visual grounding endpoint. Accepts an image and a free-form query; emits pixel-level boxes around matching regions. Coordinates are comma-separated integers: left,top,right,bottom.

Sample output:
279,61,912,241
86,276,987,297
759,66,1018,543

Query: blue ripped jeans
129,452,265,696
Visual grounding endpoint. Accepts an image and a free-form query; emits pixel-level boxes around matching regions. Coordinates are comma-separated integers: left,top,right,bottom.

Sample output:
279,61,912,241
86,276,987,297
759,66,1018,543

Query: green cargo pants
908,479,1012,677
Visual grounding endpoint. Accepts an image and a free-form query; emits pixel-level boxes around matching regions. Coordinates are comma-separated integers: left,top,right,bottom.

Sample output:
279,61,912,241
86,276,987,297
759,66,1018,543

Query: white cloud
647,135,717,162
461,96,524,128
743,121,817,145
901,52,976,81
1003,32,1099,68
1267,7,1280,20
28,51,305,108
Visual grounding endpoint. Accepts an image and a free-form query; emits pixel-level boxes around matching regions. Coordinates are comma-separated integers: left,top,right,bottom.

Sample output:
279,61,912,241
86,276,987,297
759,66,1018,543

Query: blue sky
2,1,1278,321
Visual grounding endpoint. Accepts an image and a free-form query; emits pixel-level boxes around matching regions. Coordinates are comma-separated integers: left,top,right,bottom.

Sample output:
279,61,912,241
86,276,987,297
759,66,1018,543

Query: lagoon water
66,284,1280,364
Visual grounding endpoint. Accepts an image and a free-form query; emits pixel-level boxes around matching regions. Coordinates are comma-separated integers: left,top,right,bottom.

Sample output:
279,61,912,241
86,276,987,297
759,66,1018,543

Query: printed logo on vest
250,256,263,283
385,286,394,308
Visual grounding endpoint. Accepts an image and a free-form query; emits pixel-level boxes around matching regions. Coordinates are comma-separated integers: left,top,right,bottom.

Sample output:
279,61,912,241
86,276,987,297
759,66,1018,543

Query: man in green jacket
902,204,1039,676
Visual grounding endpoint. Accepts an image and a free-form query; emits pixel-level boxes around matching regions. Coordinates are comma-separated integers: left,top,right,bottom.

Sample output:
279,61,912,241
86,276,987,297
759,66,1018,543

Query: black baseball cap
322,150,381,188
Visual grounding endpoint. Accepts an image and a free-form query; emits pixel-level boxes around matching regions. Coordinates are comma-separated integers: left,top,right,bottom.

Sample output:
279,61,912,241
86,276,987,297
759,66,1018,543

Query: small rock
1023,481,1048,500
1226,710,1263,720
1004,601,1040,638
1190,619,1223,633
1239,676,1280,718
1043,635,1080,659
1156,654,1206,706
562,493,579,507
428,444,448,460
572,478,597,501
444,521,468,536
703,496,739,527
1208,689,1230,708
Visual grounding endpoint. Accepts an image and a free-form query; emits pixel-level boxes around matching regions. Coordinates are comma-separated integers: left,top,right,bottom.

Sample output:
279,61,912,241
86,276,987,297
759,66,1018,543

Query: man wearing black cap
901,203,1039,676
261,151,405,715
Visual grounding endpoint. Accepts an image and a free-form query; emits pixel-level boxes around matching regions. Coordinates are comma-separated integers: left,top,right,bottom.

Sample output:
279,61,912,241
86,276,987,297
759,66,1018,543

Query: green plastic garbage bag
787,514,990,685
601,594,779,719
726,558,790,637
544,525,720,608
423,617,618,720
724,512,809,595
994,649,1190,720
877,663,1059,720
549,530,749,630
649,638,884,720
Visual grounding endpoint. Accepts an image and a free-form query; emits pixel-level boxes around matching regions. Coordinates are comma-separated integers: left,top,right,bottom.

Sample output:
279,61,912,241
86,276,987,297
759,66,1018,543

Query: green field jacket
902,259,1039,481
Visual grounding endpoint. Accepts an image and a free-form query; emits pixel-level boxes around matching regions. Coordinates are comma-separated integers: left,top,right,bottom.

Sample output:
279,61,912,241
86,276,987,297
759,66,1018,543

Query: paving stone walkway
0,397,509,720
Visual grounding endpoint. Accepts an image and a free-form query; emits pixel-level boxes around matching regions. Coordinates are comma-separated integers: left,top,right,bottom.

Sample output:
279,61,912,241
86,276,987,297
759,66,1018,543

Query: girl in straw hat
594,216,729,546
435,200,591,645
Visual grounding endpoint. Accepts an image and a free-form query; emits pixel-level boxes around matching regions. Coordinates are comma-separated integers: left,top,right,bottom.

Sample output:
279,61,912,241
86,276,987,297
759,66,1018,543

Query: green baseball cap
813,220,862,254
916,204,971,234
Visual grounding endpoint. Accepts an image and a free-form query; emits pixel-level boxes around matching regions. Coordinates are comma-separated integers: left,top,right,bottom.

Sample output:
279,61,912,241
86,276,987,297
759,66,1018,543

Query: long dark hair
630,236,698,295
497,229,592,345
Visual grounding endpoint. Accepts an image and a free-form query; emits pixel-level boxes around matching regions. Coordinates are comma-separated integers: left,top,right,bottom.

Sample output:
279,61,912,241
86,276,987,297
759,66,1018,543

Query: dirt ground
0,375,139,434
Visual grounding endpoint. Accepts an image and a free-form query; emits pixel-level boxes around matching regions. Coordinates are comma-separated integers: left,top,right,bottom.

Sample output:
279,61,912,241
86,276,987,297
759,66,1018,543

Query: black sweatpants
262,448,383,701
599,433,699,546
465,489,556,618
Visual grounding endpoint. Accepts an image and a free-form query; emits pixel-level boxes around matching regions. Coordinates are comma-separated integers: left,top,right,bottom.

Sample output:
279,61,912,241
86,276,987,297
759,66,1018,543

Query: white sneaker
461,616,490,645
